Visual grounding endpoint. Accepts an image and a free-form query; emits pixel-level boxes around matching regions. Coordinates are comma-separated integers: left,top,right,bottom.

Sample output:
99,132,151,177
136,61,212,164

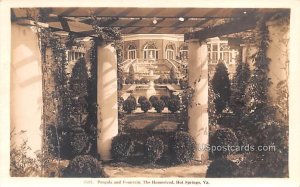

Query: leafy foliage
160,95,170,106
149,95,159,107
85,40,98,156
62,155,107,178
128,64,135,81
123,98,137,114
154,100,165,113
144,136,165,163
169,131,196,164
230,58,251,123
138,96,147,104
111,134,135,161
211,62,231,115
46,125,90,160
10,132,40,177
208,81,218,126
275,80,288,123
206,158,239,177
69,58,89,125
140,99,152,113
167,97,181,113
244,19,276,125
210,128,239,158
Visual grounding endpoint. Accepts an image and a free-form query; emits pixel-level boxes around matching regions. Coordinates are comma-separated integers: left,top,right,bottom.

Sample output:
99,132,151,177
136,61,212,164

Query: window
179,44,188,60
211,44,218,63
68,51,85,62
143,42,158,60
220,43,230,64
166,43,175,60
128,44,137,59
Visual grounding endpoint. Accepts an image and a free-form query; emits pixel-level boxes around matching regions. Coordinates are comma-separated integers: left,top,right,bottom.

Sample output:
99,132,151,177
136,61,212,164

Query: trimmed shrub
173,78,179,85
138,96,147,104
144,136,165,163
135,79,140,84
123,98,137,113
140,78,148,84
158,78,163,84
211,62,231,115
210,128,239,158
125,78,130,84
62,155,107,177
129,79,134,84
167,97,180,113
167,79,173,84
163,78,168,84
169,131,196,164
111,134,135,161
149,95,159,107
160,95,170,106
154,100,165,113
127,95,137,103
206,159,239,178
140,100,152,113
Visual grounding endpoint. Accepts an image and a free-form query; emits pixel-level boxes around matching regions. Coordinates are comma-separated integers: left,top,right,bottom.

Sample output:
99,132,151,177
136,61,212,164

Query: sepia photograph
1,1,300,186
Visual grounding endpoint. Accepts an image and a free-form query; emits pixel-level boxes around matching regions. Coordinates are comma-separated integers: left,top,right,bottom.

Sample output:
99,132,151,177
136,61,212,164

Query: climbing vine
244,16,276,125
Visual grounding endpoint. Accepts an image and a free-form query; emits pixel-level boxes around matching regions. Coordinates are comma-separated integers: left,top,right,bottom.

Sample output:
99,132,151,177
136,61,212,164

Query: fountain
144,65,159,98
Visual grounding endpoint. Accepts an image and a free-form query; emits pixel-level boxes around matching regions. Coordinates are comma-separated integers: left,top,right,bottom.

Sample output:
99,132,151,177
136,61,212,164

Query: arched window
166,43,175,60
128,44,136,59
179,44,188,60
143,42,158,60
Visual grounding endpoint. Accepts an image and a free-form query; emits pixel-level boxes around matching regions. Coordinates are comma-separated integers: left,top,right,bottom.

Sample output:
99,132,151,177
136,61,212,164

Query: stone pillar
11,23,43,157
97,43,118,160
187,41,209,161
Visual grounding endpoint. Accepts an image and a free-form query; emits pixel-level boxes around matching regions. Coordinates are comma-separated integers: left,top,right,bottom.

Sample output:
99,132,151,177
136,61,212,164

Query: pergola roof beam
184,16,257,41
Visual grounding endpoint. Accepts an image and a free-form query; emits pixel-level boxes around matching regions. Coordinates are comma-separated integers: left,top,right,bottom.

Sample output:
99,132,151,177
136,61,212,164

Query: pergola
10,7,289,161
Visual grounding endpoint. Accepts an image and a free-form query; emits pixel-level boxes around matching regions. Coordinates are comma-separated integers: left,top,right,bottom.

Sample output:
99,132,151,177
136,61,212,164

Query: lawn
125,112,179,132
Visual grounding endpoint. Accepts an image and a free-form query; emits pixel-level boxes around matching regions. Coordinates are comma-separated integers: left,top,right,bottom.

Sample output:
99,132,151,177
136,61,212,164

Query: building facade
122,34,241,79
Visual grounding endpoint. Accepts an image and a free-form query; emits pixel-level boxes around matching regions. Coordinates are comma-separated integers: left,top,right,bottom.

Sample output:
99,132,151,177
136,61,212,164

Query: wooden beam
58,16,70,31
184,16,257,41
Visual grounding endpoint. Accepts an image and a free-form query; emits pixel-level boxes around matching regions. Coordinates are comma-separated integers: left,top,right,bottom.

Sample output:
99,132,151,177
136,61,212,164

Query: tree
170,66,177,80
230,59,251,123
69,57,88,125
211,62,231,115
244,19,276,125
128,64,135,81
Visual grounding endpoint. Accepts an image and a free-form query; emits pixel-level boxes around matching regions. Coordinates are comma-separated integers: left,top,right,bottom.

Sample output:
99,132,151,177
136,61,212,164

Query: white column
11,23,43,157
241,45,248,63
188,41,209,161
97,43,118,160
266,21,289,102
